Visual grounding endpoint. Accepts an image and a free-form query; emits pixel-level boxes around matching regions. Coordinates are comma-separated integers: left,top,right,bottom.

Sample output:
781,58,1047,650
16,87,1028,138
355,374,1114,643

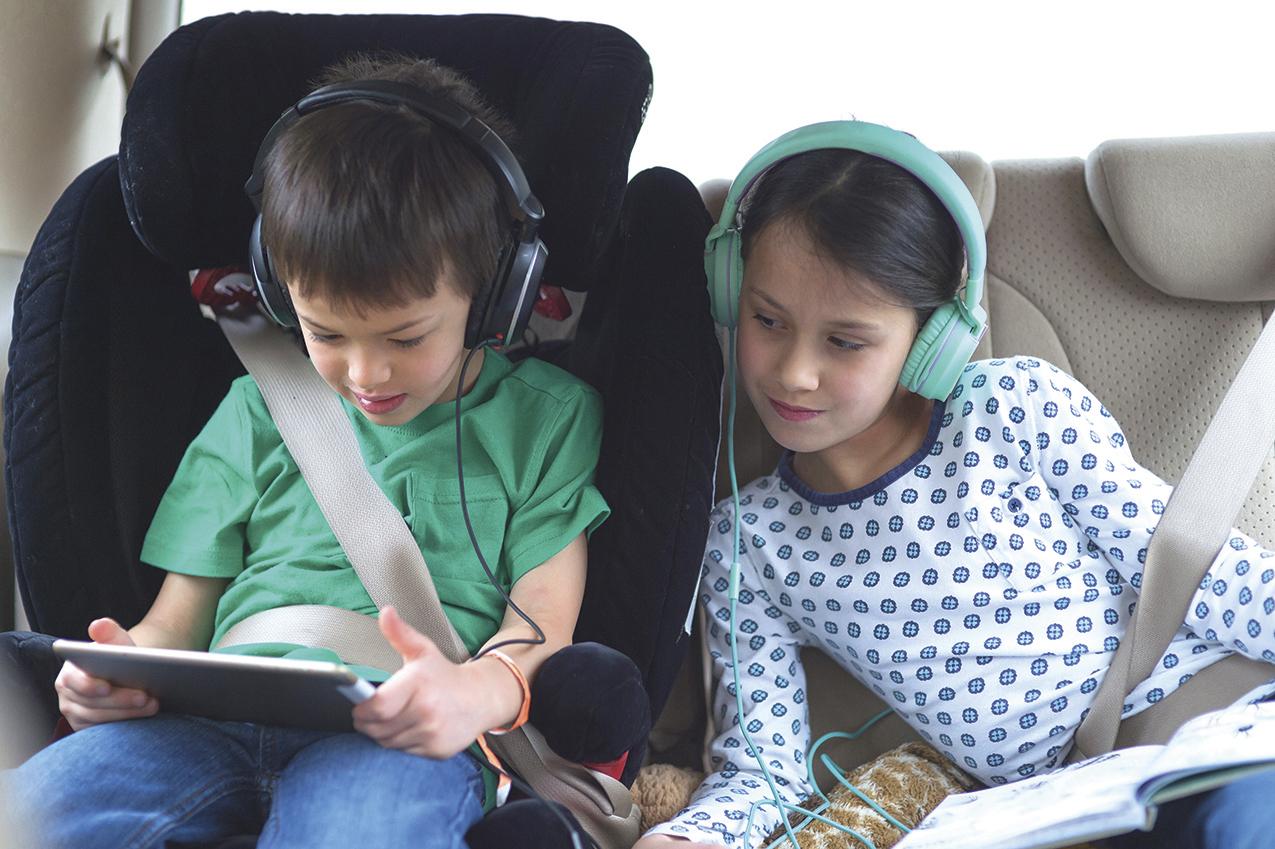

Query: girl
635,123,1275,848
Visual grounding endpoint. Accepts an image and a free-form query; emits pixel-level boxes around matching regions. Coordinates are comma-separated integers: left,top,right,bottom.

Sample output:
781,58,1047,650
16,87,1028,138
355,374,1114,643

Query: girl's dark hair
261,54,518,312
739,149,965,325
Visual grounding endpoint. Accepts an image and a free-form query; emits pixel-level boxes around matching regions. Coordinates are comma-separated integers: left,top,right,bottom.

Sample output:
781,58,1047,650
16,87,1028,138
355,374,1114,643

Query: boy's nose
347,351,391,390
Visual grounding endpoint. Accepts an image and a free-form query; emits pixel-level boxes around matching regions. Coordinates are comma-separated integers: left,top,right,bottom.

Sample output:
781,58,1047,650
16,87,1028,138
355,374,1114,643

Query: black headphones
244,80,547,350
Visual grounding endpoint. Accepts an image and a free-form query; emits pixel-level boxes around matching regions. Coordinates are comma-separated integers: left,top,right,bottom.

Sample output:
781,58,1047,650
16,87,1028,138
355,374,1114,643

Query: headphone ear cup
249,215,298,328
465,237,546,350
464,275,499,352
497,238,546,345
900,301,982,401
705,229,742,328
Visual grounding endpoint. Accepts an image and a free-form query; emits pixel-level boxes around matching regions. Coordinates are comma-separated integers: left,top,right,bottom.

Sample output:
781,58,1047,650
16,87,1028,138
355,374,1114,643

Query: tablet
52,640,376,732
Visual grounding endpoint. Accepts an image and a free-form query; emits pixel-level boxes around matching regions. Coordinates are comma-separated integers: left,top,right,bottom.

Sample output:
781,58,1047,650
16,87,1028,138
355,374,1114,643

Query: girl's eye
752,313,778,329
829,336,865,352
391,335,426,350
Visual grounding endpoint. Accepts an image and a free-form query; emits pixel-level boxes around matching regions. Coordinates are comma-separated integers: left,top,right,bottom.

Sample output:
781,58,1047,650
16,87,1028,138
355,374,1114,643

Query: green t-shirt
141,350,609,805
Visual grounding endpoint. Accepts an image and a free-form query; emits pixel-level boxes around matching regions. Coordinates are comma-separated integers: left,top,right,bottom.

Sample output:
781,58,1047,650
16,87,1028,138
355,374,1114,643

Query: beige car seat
647,132,1275,800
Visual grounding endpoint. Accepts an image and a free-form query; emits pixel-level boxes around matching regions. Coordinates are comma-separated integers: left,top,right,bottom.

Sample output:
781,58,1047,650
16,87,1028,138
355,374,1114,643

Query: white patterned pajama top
649,357,1275,846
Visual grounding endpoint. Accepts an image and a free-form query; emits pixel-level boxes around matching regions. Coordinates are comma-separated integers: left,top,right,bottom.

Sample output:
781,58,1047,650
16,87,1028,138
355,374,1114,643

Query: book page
1140,699,1275,804
895,747,1160,849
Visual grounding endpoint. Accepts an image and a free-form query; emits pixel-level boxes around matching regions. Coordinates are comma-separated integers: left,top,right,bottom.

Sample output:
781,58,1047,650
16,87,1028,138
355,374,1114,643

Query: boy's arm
127,572,231,650
471,532,589,729
55,572,228,730
352,534,587,757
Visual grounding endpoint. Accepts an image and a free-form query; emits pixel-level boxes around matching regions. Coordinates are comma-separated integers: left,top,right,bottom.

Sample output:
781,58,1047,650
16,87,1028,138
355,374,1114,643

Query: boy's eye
306,332,341,345
391,335,426,350
752,313,778,329
829,336,865,352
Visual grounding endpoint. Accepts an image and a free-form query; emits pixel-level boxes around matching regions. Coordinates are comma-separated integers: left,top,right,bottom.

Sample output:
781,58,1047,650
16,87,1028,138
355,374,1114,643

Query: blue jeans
3,714,485,849
1108,768,1275,849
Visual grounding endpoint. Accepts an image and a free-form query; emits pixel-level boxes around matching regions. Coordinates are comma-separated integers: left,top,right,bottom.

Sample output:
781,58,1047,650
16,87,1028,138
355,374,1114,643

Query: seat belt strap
1073,308,1275,758
212,304,470,660
216,604,404,672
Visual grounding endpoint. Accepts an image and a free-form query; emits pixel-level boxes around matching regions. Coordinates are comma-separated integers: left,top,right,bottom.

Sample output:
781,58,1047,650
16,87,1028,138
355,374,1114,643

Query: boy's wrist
466,651,528,733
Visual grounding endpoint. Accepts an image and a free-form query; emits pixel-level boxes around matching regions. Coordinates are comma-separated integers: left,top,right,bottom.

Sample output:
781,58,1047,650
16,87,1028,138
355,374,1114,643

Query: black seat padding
4,13,720,794
8,9,650,644
119,11,653,293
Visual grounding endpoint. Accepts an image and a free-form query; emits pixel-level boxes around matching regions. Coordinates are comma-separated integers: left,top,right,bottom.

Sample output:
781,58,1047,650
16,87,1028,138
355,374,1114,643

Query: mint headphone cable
710,121,988,846
725,326,910,849
805,725,913,835
725,321,802,849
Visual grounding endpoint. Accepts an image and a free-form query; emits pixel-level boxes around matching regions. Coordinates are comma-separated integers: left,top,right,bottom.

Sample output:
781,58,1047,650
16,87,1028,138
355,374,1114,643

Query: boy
7,55,609,848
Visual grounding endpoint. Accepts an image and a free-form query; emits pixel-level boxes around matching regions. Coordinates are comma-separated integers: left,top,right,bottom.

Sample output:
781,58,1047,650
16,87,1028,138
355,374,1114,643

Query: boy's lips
352,391,407,415
768,397,822,422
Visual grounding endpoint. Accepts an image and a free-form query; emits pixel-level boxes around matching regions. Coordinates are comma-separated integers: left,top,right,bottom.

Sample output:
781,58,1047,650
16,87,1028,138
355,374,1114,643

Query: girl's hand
632,836,719,848
54,618,159,730
353,606,514,759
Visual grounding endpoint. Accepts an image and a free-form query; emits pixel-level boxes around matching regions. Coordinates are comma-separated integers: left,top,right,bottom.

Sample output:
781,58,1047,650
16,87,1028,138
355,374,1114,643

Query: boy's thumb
379,606,433,662
88,618,136,647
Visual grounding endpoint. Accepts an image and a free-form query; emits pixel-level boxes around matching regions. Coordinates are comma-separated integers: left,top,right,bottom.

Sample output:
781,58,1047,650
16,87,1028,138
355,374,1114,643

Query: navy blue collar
778,399,946,506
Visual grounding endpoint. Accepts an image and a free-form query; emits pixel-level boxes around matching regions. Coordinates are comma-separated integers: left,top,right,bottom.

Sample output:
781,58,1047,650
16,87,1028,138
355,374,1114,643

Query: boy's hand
54,618,159,731
353,606,517,759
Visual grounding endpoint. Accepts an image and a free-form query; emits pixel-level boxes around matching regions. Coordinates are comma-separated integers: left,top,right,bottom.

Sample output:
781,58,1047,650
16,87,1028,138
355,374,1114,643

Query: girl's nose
776,342,820,394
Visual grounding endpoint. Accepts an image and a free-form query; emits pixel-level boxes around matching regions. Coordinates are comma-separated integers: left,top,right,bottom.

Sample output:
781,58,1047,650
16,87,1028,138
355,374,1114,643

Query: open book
895,698,1275,849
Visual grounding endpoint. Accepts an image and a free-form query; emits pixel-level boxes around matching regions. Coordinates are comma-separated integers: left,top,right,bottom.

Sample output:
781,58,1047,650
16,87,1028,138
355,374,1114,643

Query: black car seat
2,10,722,844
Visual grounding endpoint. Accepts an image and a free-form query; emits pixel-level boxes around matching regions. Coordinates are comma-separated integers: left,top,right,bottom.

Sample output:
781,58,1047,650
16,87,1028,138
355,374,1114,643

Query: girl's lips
769,398,822,422
353,392,407,414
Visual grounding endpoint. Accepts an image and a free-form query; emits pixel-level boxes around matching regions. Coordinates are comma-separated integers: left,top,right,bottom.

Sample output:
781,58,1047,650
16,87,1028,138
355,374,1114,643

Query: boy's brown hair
260,53,518,313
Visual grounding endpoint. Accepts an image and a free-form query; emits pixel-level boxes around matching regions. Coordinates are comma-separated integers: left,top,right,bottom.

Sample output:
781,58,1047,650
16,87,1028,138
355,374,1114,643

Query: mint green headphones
704,121,988,401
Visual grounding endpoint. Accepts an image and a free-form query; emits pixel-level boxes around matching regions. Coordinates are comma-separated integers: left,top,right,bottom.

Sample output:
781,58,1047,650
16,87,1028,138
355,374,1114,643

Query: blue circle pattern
652,357,1275,846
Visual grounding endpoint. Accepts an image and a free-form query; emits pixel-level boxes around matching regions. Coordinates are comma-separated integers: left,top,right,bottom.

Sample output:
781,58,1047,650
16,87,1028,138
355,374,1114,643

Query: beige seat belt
1071,308,1275,761
204,301,640,849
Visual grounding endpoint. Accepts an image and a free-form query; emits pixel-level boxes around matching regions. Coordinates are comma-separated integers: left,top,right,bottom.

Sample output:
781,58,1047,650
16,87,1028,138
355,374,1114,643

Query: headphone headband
245,78,546,348
709,121,985,313
244,80,544,240
705,121,988,401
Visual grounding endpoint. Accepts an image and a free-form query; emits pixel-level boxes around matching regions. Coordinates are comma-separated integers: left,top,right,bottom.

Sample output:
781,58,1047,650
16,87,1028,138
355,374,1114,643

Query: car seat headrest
118,12,651,291
939,151,996,231
1085,132,1275,302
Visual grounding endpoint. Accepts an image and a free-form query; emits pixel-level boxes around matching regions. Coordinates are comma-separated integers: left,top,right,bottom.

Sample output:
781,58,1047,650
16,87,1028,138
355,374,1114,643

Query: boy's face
288,277,479,426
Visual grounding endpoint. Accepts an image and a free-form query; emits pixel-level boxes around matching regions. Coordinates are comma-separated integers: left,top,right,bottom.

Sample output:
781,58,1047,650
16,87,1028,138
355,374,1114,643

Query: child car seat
2,8,722,840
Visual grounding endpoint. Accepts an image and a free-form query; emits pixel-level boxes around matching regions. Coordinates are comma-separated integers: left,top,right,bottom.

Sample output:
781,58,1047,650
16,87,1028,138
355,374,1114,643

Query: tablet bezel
52,639,375,732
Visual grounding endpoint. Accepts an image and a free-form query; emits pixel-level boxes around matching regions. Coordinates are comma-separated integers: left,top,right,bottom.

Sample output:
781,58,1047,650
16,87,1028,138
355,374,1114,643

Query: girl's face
736,220,928,488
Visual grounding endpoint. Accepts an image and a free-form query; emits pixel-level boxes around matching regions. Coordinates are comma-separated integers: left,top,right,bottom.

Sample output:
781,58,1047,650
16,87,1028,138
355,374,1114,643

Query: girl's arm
352,533,587,758
1014,360,1275,660
54,572,229,730
643,504,813,847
